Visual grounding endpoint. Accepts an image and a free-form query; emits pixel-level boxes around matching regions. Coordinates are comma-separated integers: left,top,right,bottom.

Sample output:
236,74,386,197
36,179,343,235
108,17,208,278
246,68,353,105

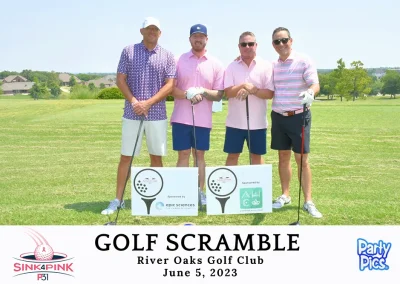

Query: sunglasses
273,38,290,45
240,42,256,47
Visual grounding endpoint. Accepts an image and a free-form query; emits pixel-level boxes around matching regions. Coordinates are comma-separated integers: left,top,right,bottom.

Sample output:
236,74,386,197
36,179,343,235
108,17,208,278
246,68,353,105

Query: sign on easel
131,167,199,216
206,165,272,215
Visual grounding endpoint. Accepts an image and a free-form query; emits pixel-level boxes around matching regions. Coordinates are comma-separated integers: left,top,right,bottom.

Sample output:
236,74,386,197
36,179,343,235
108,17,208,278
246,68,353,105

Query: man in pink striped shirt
270,27,322,218
171,24,225,205
224,31,274,166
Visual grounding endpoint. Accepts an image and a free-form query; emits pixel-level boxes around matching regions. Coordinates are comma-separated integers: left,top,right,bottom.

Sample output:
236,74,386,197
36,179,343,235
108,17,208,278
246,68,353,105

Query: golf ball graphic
134,169,163,198
208,168,237,197
34,244,54,260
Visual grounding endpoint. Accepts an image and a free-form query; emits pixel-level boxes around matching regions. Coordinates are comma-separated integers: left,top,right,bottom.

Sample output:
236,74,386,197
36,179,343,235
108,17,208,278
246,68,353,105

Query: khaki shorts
121,118,167,157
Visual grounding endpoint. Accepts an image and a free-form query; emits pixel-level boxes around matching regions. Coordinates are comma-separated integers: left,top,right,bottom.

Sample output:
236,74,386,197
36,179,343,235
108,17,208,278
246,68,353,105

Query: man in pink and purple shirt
270,27,323,218
171,24,224,205
102,17,176,215
224,31,274,166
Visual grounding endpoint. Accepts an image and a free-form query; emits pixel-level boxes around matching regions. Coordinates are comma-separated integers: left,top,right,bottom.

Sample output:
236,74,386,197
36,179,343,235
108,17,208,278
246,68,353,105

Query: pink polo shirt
272,50,319,113
170,50,224,128
224,57,274,130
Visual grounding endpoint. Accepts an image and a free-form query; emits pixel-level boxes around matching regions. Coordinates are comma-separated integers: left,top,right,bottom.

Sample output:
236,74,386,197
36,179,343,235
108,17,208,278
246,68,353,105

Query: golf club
191,103,204,212
105,116,144,225
290,104,307,226
245,96,252,165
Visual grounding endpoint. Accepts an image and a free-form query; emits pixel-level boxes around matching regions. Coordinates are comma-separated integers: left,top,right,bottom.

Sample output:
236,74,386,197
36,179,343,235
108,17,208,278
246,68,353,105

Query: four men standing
103,17,322,218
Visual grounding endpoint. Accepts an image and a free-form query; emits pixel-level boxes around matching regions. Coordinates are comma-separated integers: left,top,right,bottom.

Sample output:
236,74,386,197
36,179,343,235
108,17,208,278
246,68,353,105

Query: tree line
319,59,400,100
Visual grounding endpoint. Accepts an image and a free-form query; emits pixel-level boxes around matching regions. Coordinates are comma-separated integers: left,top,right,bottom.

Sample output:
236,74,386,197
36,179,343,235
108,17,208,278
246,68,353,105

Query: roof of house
1,82,35,91
87,77,116,87
2,75,28,83
58,73,81,83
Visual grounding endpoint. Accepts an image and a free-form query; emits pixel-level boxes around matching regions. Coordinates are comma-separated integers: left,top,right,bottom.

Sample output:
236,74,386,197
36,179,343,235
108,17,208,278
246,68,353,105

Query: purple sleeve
117,47,129,75
165,52,177,79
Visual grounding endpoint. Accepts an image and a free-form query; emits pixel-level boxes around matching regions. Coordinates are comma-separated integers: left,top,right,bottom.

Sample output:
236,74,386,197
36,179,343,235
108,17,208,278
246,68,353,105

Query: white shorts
121,118,167,157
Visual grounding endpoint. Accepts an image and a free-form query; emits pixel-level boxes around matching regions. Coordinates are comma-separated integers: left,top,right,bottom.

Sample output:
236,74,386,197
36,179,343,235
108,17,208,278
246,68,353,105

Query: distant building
58,73,82,86
2,75,28,83
86,75,116,88
1,82,35,95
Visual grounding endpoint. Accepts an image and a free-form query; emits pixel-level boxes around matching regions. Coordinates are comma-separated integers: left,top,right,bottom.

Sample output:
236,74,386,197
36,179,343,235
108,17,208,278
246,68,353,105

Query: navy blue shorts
270,110,311,154
223,127,267,155
172,123,211,151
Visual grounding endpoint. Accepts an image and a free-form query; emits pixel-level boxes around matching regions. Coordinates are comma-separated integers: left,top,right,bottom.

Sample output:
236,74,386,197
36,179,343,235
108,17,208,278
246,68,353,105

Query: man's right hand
132,100,148,117
236,88,249,101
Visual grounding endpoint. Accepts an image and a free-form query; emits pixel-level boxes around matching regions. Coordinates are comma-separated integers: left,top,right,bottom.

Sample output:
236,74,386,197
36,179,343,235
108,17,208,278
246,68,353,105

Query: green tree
0,71,19,80
318,72,335,100
381,70,400,99
0,81,3,95
332,59,353,101
49,82,61,98
30,79,50,100
88,82,96,91
100,83,105,89
369,80,384,96
69,76,76,87
348,61,372,101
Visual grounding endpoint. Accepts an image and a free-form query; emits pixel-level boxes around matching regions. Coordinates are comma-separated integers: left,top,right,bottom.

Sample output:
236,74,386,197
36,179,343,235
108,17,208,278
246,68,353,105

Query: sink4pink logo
13,228,74,280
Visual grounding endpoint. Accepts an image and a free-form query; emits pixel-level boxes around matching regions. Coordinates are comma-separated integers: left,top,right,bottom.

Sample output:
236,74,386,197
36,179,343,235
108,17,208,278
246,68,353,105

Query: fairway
0,96,399,225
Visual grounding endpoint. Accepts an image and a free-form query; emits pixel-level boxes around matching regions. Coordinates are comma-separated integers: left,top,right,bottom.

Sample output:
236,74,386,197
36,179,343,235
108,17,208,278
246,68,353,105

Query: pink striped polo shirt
170,50,224,128
272,50,319,113
224,57,274,130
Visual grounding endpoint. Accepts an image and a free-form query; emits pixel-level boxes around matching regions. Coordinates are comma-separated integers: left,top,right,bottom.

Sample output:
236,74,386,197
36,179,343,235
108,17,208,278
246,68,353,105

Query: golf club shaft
296,104,307,223
245,97,251,165
113,117,144,224
191,104,203,211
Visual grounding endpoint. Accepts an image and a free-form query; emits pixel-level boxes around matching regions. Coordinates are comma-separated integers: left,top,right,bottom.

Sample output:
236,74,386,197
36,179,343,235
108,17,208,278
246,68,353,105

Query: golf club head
289,221,300,226
104,221,117,226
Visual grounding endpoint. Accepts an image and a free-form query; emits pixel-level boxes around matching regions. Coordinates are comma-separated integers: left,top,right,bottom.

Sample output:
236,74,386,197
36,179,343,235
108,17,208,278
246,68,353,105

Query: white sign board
212,100,223,112
206,165,272,215
131,167,199,216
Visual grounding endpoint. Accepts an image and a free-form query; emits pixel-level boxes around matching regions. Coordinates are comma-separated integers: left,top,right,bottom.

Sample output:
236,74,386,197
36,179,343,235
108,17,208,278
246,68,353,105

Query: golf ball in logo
208,168,237,197
34,244,54,260
134,169,163,198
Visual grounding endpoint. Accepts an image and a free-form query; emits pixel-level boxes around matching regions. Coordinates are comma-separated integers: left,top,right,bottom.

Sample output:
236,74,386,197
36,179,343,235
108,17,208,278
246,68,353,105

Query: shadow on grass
377,96,397,100
64,199,132,214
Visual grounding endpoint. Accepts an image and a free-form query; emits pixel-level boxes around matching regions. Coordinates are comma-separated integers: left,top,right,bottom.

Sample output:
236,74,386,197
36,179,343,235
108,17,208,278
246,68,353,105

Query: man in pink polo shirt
224,31,274,166
171,24,224,205
270,27,323,218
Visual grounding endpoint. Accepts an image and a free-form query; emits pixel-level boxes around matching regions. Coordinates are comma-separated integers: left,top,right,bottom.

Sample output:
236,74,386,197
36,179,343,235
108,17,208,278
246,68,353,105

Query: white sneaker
303,201,323,218
101,199,125,215
272,195,291,209
200,191,207,206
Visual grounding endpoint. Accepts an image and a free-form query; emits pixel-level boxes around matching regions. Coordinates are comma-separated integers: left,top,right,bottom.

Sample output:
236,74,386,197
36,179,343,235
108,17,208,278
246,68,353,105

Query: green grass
0,97,399,225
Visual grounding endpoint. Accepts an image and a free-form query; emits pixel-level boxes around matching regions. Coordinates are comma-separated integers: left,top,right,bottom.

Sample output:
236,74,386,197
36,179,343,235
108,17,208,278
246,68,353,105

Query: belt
277,107,309,117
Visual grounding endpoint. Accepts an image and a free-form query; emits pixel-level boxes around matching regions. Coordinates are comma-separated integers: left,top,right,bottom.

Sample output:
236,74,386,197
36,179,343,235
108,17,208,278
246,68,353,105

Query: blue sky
1,0,398,73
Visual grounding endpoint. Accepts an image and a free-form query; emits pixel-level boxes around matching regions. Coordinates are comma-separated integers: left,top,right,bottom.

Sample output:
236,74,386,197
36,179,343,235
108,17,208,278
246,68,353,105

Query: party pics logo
357,238,391,271
13,228,74,280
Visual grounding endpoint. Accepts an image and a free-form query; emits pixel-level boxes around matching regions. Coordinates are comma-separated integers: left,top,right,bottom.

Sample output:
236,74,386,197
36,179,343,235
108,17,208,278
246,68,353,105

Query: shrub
69,84,98,99
97,87,124,99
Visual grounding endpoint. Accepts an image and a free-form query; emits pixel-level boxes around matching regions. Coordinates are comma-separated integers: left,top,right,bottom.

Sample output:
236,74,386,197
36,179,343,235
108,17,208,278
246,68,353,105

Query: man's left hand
299,89,314,107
